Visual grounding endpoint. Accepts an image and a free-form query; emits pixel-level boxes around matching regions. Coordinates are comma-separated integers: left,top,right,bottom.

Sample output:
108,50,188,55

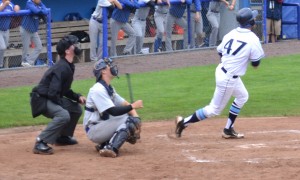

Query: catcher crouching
83,58,143,158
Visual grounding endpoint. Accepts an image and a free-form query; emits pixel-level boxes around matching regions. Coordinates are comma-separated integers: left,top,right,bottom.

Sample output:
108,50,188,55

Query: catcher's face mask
93,58,119,81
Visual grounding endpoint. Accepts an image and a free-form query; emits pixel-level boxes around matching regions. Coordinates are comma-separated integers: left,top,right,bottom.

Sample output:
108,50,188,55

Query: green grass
0,54,299,128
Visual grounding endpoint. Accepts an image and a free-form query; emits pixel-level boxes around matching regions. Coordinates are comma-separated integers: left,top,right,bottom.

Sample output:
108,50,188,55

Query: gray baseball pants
38,98,82,144
165,14,188,51
0,30,9,67
110,19,136,57
20,26,42,65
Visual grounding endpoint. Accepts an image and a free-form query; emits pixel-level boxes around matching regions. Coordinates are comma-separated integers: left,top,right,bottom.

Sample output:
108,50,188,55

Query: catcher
83,58,143,158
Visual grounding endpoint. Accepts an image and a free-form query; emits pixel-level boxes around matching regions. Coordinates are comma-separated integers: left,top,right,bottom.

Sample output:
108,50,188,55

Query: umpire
30,35,86,155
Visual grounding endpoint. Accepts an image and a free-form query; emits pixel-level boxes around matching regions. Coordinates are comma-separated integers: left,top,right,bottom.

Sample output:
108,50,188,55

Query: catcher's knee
126,116,141,135
125,116,141,144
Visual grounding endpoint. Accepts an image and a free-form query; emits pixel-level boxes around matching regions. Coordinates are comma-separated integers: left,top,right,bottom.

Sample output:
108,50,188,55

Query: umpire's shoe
175,116,186,138
56,136,78,145
33,139,53,155
99,145,117,158
222,128,244,139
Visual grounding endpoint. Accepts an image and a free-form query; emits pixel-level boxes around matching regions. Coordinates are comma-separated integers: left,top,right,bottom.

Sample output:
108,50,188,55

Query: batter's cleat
99,145,117,158
33,141,54,155
222,128,244,139
175,116,185,138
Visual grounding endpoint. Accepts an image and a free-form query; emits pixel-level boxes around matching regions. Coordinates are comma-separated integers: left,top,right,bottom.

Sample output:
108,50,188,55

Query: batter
175,7,265,139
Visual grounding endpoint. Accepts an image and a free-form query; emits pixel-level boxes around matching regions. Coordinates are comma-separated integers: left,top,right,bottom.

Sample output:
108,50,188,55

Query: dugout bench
3,20,185,68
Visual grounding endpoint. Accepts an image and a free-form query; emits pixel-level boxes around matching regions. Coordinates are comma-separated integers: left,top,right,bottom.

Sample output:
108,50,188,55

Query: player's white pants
197,64,249,119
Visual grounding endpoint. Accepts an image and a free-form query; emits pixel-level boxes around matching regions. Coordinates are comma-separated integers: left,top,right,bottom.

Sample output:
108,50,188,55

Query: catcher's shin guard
100,129,129,157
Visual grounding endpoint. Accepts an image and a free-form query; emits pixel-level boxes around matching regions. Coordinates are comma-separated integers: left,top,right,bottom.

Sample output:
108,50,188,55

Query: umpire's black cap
56,35,79,57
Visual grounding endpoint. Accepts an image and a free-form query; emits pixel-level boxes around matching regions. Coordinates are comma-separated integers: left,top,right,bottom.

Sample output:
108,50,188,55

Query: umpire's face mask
64,35,82,56
73,43,82,56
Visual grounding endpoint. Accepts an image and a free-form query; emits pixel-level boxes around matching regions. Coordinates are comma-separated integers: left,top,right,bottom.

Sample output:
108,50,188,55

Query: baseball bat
126,73,134,103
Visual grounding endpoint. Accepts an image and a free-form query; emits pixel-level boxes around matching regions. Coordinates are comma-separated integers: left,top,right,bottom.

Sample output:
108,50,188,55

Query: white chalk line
158,129,300,164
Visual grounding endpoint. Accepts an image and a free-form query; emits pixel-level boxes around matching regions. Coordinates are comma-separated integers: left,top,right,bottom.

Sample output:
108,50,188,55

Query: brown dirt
0,40,300,179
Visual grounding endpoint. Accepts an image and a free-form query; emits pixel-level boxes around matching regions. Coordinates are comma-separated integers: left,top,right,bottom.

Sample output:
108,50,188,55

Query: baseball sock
225,102,240,129
184,108,207,124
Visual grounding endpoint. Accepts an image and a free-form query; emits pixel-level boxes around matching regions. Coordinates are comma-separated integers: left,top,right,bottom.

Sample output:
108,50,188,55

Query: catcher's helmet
93,58,119,81
236,8,258,28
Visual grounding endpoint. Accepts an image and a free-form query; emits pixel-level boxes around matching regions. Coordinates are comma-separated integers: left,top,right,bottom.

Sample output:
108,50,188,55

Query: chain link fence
0,9,51,70
1,1,268,70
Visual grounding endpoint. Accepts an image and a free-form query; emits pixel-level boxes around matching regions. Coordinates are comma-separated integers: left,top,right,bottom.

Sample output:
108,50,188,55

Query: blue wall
13,0,97,21
281,0,300,39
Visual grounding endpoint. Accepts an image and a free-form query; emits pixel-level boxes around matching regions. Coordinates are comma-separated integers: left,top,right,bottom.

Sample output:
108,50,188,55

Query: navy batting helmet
236,8,258,28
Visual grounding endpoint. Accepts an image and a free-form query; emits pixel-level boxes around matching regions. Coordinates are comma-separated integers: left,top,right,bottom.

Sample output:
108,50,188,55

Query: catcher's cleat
95,141,109,152
99,145,117,158
33,141,54,155
175,116,186,138
222,128,244,139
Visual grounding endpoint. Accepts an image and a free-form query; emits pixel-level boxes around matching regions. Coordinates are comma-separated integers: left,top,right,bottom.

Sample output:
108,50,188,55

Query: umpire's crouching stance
30,35,86,155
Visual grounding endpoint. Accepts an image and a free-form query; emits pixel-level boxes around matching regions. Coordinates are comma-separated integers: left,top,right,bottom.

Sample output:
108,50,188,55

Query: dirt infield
0,40,300,179
0,117,300,179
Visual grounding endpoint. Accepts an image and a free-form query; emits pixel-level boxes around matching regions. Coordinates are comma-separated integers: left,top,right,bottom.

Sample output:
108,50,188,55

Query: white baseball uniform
83,82,129,144
195,27,264,122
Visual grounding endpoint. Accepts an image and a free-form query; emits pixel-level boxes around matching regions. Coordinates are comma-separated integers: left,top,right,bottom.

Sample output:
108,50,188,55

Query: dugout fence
1,0,272,70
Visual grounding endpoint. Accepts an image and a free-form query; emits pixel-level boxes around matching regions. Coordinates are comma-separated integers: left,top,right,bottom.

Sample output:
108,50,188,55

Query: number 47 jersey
217,27,265,77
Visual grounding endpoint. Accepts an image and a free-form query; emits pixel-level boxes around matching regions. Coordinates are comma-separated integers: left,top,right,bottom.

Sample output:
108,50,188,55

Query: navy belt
85,106,95,112
138,18,146,21
221,67,238,79
92,17,102,23
210,10,219,13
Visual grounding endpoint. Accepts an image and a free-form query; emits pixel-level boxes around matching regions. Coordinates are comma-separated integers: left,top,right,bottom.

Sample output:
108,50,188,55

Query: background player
189,0,202,49
110,0,140,56
89,0,122,61
20,0,48,67
206,0,235,47
165,0,192,51
153,0,170,52
132,0,155,54
0,0,20,69
83,58,143,158
175,7,265,139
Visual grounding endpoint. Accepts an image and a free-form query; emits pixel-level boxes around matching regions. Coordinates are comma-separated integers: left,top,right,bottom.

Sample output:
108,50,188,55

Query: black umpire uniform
30,35,85,155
